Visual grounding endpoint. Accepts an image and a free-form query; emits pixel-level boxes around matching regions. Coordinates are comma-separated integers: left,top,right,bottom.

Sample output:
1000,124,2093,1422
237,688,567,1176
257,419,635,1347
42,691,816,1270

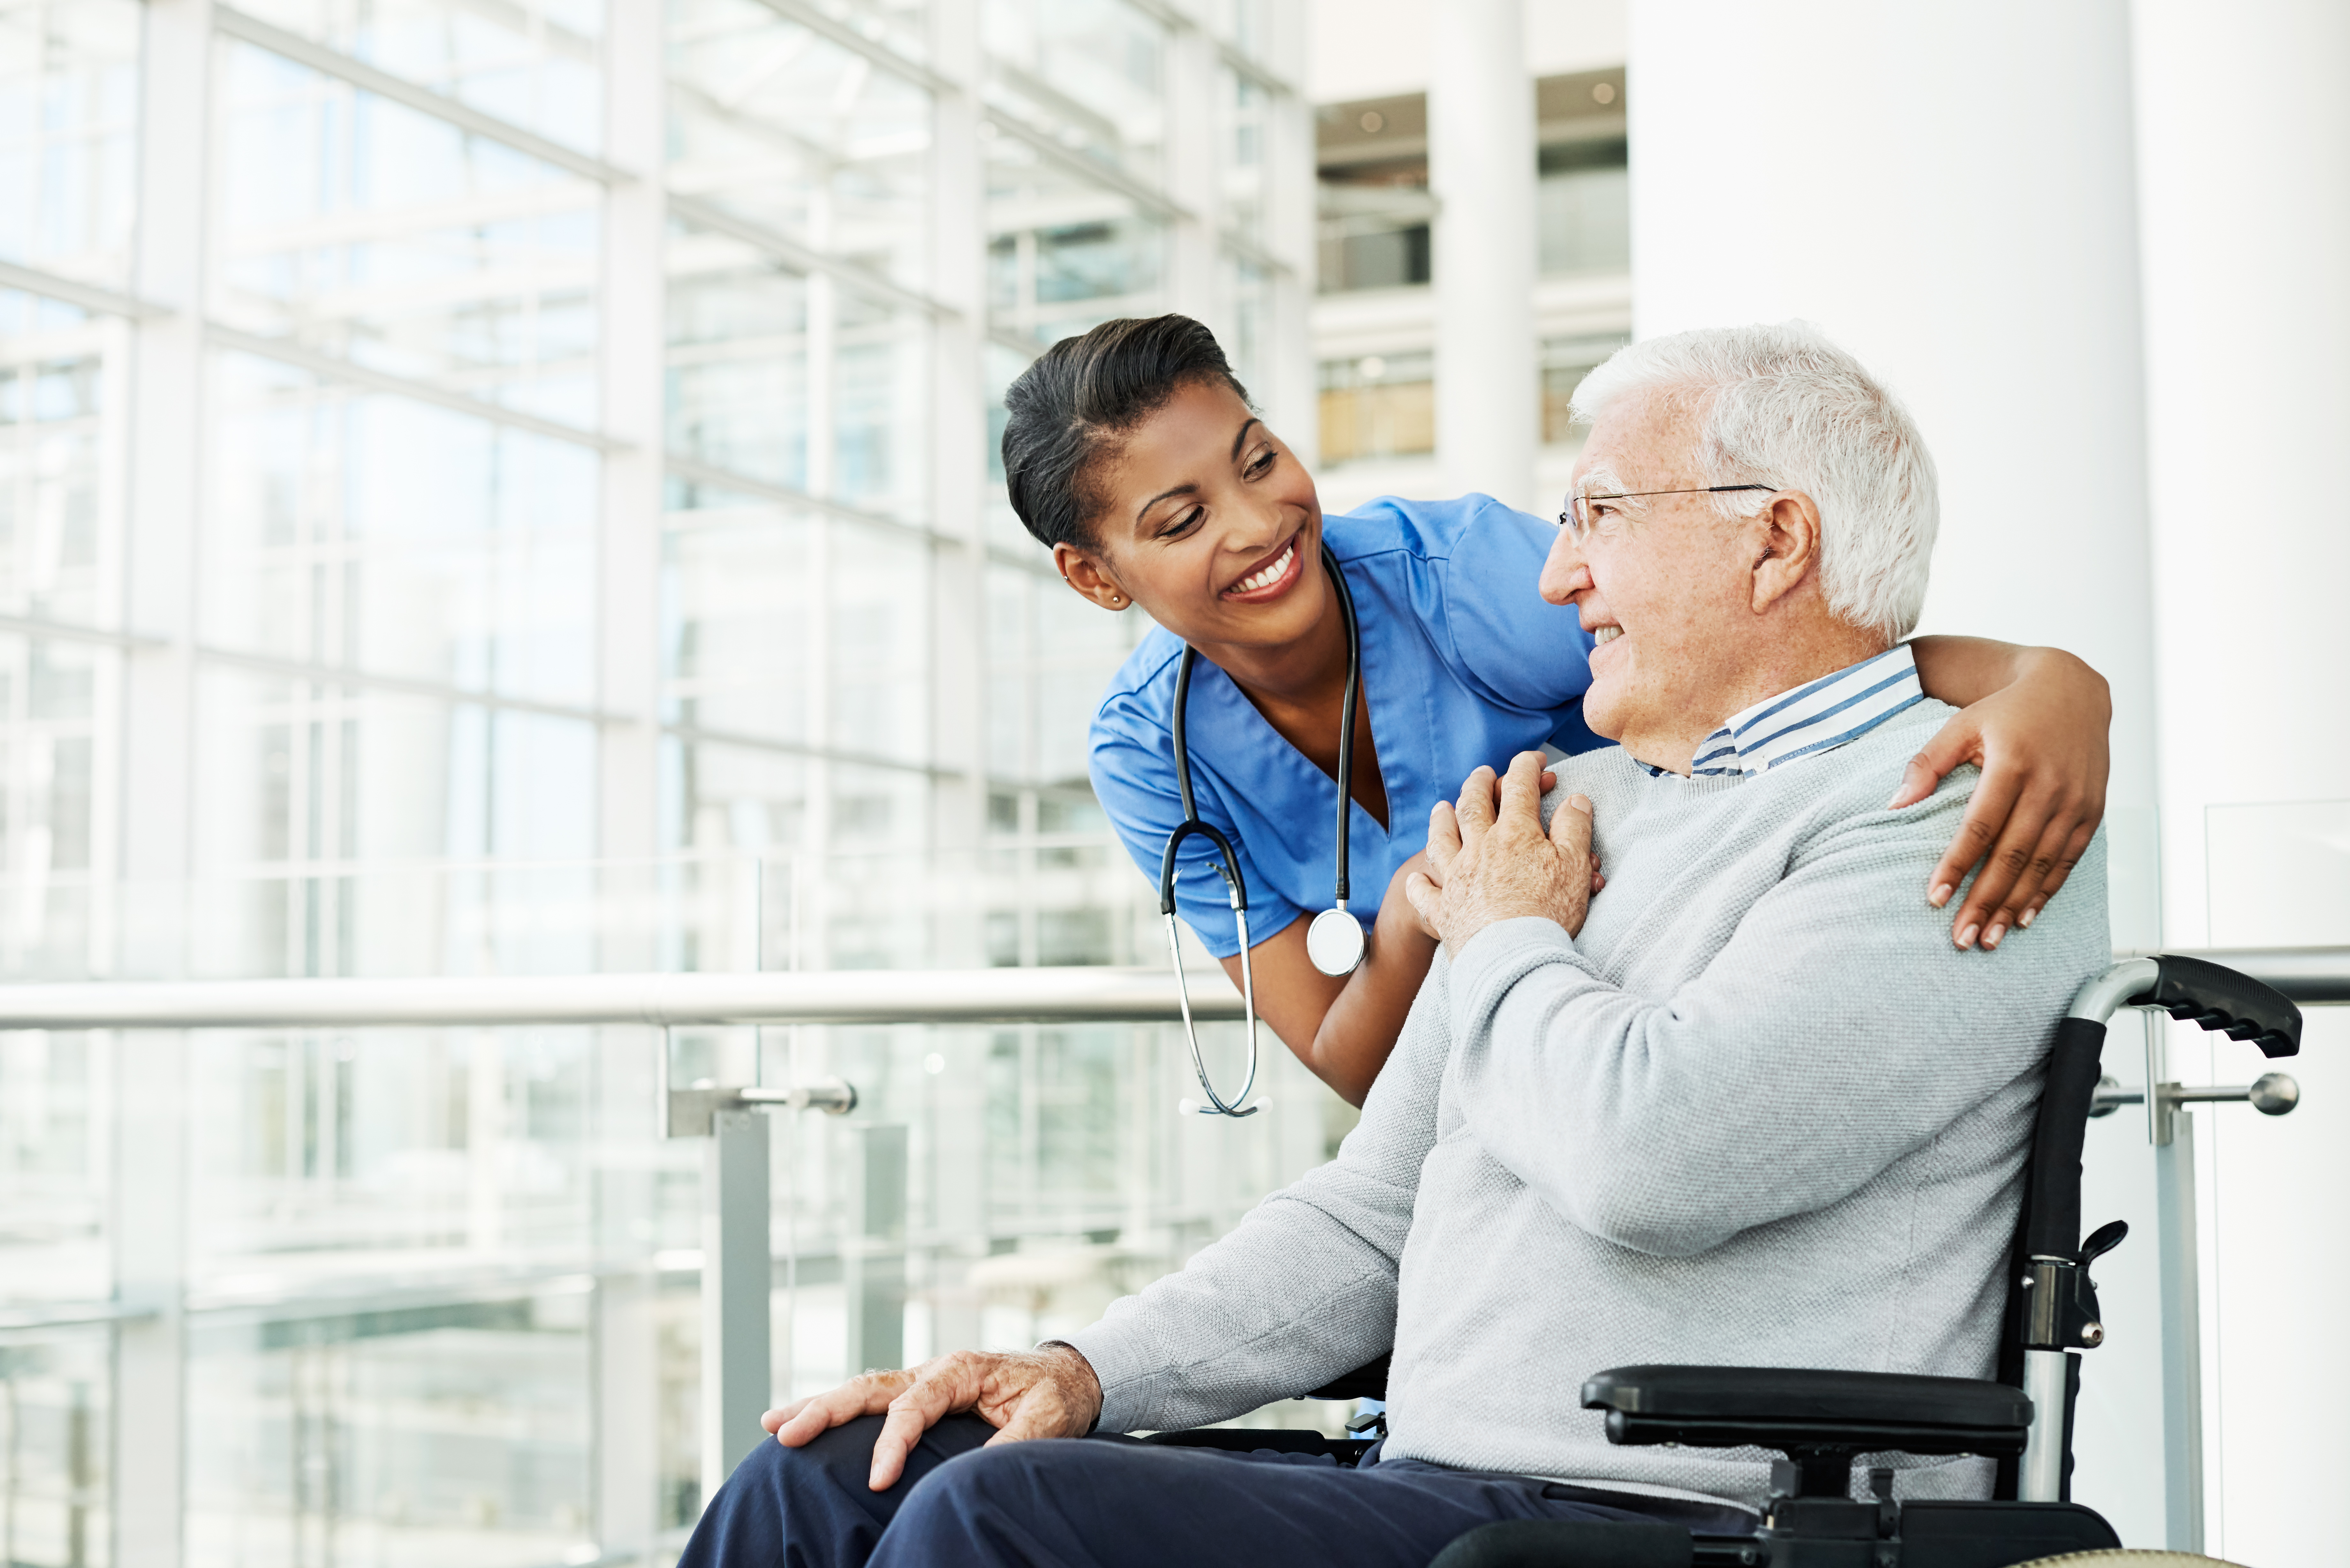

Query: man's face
1537,391,1762,762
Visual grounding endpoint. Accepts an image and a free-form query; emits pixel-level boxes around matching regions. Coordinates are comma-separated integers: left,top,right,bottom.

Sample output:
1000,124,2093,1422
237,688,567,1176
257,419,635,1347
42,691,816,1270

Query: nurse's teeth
1592,625,1622,645
1232,543,1293,593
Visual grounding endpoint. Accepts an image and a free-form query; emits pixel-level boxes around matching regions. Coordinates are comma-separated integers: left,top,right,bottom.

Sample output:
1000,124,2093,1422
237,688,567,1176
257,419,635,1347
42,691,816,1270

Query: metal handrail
0,966,1237,1030
0,946,2338,1031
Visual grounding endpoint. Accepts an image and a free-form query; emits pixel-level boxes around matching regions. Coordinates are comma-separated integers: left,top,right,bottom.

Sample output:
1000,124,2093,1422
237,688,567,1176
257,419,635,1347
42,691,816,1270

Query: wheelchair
1144,954,2302,1567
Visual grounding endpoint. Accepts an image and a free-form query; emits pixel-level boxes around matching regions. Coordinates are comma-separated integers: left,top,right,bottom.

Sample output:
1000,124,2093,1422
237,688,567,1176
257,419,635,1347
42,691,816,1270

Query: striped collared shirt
1683,645,1925,778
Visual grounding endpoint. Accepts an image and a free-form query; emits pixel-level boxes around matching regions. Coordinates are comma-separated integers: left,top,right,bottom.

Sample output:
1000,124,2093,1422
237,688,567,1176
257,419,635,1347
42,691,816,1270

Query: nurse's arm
1217,854,1438,1108
1902,636,2111,953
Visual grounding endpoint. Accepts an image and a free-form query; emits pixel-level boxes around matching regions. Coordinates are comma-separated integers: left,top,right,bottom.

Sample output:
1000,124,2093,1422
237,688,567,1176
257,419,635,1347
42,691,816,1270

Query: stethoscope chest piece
1306,906,1367,977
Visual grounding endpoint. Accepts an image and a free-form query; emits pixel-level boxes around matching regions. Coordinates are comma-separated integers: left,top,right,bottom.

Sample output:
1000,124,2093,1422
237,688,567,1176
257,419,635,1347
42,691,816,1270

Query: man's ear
1054,542,1130,611
1748,491,1822,614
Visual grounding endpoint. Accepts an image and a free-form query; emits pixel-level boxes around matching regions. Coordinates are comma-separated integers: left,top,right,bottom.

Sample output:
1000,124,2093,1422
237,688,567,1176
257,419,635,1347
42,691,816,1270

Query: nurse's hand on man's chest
1406,752,1604,951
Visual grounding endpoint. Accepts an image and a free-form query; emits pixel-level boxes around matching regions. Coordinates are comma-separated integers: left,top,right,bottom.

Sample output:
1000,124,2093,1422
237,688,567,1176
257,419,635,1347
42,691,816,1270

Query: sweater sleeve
1441,786,2107,1260
1058,973,1452,1433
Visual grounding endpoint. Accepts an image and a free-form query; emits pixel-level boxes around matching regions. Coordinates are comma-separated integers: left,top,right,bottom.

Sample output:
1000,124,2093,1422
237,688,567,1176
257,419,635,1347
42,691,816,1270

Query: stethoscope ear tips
1177,1097,1263,1118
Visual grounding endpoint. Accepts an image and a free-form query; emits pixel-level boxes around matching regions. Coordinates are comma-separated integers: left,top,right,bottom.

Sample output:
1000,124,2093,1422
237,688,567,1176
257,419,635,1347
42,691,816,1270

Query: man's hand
1406,752,1596,950
763,1344,1103,1492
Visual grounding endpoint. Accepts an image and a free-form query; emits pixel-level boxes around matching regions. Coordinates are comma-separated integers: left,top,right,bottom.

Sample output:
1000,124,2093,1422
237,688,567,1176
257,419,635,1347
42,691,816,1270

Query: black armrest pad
1582,1365,2031,1457
1307,1353,1390,1402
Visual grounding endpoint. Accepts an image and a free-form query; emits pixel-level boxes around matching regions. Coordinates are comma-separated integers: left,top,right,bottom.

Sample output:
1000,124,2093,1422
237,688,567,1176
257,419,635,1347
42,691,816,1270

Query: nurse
1004,316,2111,1106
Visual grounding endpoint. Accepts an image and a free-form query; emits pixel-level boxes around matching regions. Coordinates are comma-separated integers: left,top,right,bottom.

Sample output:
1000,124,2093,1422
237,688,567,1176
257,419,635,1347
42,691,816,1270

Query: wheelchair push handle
2068,953,2301,1056
2031,954,2303,1269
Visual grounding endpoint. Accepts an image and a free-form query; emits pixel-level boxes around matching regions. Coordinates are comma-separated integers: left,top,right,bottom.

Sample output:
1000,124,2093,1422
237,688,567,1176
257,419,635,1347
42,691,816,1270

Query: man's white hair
1569,322,1938,641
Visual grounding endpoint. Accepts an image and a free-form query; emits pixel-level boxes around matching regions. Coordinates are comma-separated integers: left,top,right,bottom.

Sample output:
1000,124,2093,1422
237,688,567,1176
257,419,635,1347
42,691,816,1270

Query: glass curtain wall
0,0,1314,1562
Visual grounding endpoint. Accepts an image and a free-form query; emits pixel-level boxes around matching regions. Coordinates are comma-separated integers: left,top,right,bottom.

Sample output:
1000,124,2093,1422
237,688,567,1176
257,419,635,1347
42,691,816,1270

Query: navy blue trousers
676,1415,1752,1568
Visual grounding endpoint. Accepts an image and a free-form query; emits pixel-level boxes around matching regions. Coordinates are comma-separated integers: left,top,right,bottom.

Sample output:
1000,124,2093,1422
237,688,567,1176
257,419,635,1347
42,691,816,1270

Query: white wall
1626,2,2158,824
1627,8,2168,1539
1628,1,2348,1556
2133,0,2350,949
2132,3,2350,1561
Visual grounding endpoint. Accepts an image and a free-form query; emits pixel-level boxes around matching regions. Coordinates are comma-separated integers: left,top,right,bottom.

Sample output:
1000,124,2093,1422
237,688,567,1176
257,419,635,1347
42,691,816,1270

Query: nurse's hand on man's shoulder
1407,752,1601,949
764,1343,1104,1492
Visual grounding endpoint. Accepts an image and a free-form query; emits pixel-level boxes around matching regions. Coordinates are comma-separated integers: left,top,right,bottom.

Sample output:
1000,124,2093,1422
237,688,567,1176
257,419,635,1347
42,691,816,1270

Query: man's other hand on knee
760,1346,1104,1492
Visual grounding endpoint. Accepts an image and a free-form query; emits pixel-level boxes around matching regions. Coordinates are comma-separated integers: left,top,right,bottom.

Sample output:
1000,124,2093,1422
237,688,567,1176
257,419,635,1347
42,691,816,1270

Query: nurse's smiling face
1051,378,1328,659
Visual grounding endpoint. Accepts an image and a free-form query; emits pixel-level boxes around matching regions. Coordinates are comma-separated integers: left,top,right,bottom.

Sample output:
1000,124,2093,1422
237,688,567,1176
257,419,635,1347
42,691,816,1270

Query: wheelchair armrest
1307,1353,1390,1402
1581,1365,2032,1458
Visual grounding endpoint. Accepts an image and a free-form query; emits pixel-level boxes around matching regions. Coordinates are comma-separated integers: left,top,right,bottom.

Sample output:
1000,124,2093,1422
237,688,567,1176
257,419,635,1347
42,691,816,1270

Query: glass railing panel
0,1327,110,1568
183,1281,597,1567
0,840,1359,1550
0,1029,105,1306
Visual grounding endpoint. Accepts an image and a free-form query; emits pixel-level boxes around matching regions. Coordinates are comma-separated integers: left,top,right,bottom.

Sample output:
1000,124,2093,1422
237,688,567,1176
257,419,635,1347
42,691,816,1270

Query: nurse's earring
1062,570,1125,609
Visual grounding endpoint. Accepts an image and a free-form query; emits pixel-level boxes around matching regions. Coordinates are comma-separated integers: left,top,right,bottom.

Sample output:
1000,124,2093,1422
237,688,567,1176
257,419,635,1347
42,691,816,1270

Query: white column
1163,14,1219,326
1429,0,1537,511
1626,0,2158,853
1262,9,1320,467
120,0,212,978
114,0,215,1559
2133,6,2350,1564
1627,0,2167,1545
923,0,989,1361
596,0,665,875
594,0,665,1548
928,0,987,954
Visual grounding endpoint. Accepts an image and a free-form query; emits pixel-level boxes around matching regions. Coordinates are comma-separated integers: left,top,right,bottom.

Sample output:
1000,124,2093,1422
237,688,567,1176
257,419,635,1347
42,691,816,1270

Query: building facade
1310,66,1628,520
0,0,1333,1561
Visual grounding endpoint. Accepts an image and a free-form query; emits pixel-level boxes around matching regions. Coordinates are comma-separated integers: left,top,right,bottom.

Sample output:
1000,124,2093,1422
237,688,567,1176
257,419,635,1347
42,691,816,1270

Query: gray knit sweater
1063,701,2110,1507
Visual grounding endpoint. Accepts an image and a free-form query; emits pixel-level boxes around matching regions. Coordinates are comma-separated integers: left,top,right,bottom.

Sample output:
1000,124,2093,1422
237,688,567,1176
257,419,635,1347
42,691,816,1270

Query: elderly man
677,324,2110,1568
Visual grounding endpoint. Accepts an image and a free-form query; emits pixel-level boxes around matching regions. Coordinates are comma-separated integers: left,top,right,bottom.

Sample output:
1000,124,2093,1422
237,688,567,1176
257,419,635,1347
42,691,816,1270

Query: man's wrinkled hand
762,1344,1103,1492
1405,752,1596,950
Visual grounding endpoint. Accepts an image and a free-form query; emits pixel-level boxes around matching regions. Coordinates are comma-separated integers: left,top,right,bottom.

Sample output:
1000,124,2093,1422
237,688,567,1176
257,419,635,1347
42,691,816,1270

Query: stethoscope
1160,542,1368,1118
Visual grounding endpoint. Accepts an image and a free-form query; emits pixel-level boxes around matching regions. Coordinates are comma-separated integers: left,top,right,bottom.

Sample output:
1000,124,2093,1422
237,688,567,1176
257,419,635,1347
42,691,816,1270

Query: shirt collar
1689,644,1925,776
1635,645,1925,780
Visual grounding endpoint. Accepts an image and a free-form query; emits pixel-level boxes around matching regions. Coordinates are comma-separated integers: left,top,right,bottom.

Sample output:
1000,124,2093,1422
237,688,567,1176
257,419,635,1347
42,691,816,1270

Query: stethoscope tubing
1328,543,1361,909
1160,542,1363,1118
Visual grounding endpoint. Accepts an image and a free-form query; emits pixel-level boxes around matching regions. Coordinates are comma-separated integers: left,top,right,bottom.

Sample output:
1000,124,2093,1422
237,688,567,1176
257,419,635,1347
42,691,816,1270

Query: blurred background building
0,0,1329,1561
0,0,2342,1562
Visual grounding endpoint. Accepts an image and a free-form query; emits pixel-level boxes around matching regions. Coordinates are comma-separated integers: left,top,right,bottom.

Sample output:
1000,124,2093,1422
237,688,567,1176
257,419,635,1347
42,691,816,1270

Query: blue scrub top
1088,494,1604,959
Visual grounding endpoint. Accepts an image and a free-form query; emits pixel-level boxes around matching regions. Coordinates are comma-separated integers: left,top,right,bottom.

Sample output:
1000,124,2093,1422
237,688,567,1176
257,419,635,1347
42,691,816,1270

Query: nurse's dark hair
1001,314,1252,552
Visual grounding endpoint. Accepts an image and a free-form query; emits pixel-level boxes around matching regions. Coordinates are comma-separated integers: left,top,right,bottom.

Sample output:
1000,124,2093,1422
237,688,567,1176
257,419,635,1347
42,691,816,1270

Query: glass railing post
2144,1016,2206,1554
701,1107,772,1499
113,1029,188,1567
845,1125,908,1377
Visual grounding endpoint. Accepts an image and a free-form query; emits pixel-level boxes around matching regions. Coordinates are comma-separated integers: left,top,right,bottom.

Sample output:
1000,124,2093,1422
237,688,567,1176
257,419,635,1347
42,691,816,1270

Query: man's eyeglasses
1558,484,1776,539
